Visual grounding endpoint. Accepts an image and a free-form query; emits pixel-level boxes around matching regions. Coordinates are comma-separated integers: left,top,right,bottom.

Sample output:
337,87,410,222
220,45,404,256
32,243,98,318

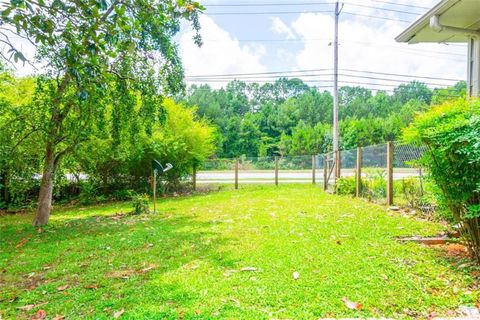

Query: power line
203,0,429,10
204,10,333,15
204,10,413,21
186,69,463,82
343,69,463,82
204,3,420,21
186,77,455,88
186,68,333,78
204,2,335,7
344,2,421,15
366,0,429,10
187,73,458,86
342,11,412,23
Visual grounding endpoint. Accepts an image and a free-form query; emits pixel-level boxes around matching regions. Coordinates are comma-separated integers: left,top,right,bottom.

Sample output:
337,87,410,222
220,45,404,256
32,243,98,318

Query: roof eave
395,0,461,43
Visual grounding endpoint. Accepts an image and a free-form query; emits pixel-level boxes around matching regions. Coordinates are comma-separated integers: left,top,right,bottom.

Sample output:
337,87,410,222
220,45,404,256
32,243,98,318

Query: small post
356,147,362,197
387,141,394,206
418,167,424,196
192,164,197,192
153,169,157,214
235,158,239,190
335,150,341,179
275,156,279,186
323,154,328,191
312,155,316,184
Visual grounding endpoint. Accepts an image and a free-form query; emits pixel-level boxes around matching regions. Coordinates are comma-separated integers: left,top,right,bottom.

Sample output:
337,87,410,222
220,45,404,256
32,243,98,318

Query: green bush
400,177,423,208
335,176,356,196
132,194,150,215
362,170,386,201
404,99,480,261
78,180,100,205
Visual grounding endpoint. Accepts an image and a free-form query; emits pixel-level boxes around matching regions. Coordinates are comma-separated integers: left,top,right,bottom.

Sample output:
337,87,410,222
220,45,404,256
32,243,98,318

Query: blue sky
178,0,467,91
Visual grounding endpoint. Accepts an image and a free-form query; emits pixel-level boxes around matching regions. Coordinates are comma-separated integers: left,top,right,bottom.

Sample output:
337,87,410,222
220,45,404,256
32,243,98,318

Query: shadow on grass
0,210,237,318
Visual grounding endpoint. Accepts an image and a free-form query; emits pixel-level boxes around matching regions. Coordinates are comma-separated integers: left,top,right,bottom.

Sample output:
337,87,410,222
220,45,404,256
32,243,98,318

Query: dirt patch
106,264,157,279
432,243,470,259
397,236,451,245
0,209,31,217
19,273,51,291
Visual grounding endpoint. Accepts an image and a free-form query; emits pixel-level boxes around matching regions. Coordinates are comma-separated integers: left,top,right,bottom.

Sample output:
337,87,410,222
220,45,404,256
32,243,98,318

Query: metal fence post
275,156,279,186
323,154,328,191
336,150,341,179
356,147,362,197
387,141,394,206
312,155,316,184
235,158,239,190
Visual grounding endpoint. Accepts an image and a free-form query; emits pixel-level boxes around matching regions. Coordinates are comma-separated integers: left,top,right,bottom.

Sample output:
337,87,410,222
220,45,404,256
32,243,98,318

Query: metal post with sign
152,160,173,214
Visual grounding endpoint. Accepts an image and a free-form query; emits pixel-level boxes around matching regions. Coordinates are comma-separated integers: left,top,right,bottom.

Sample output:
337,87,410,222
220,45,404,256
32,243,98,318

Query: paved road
196,169,422,184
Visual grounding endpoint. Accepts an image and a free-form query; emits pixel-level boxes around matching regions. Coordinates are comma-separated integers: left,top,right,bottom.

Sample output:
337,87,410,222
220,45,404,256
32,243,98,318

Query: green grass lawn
1,185,478,319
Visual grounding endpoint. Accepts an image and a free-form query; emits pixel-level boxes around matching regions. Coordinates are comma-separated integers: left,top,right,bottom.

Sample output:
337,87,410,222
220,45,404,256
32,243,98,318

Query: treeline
182,79,466,158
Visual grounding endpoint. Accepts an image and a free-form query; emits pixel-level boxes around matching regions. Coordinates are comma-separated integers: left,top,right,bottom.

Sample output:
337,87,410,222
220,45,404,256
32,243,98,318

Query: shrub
78,180,100,205
362,170,386,201
404,99,480,261
336,176,356,196
132,194,150,215
400,177,423,208
112,189,136,201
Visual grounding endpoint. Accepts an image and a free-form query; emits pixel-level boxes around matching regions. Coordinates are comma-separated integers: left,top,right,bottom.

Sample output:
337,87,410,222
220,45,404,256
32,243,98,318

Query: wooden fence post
323,154,328,191
312,155,316,184
192,164,197,192
275,156,279,186
387,141,394,206
235,158,239,190
356,147,362,197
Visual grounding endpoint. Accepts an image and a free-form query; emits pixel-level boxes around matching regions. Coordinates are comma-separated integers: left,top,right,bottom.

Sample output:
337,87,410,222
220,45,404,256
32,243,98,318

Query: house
396,0,480,97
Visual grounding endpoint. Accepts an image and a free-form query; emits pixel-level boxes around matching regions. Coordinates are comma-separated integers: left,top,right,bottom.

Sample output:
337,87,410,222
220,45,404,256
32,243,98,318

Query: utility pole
333,0,340,178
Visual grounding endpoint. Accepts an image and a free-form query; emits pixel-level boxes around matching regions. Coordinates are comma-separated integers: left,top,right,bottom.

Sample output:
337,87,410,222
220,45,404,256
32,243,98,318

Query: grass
1,185,478,319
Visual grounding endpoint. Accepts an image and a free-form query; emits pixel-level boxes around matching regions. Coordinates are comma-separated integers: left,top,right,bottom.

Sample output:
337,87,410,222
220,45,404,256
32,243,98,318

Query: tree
393,81,433,105
0,70,39,208
1,0,203,226
431,81,466,105
239,113,261,156
221,116,242,158
339,86,372,120
280,121,331,155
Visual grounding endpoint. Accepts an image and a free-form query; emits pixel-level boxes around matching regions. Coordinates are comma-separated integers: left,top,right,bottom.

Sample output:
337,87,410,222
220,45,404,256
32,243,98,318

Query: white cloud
291,11,467,91
271,17,296,40
179,15,267,87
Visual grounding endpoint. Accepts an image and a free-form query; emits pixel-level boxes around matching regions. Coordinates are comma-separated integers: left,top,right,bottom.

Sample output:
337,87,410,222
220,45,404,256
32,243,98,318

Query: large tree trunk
33,143,56,226
32,75,72,226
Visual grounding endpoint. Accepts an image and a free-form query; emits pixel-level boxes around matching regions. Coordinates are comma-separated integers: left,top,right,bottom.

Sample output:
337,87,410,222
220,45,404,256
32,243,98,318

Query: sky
8,0,468,93
178,0,468,92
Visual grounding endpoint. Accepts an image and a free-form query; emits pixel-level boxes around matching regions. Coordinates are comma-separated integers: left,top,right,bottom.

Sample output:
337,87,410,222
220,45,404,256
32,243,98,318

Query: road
196,168,422,184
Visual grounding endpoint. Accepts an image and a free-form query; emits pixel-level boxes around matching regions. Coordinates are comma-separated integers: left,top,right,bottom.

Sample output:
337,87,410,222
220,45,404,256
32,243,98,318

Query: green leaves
466,205,480,219
403,98,480,259
10,0,24,6
1,7,12,17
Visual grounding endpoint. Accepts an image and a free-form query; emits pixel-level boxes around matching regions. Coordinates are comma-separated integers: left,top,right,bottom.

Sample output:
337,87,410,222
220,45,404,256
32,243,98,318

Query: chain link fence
194,142,427,208
197,155,320,186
